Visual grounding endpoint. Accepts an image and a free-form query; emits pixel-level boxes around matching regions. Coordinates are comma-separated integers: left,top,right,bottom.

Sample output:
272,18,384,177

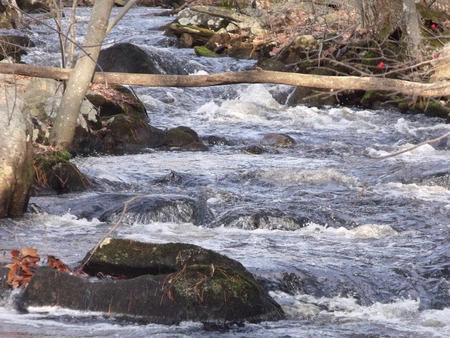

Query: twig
366,129,450,160
78,195,143,270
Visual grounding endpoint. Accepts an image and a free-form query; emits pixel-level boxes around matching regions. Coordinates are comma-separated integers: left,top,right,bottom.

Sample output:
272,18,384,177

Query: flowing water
0,6,449,337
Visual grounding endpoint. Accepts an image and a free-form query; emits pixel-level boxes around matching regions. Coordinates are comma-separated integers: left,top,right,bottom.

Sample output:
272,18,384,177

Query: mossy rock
86,84,147,120
164,126,200,147
20,263,284,325
18,239,285,324
32,151,90,195
103,114,166,153
414,99,450,118
80,238,252,279
194,45,219,57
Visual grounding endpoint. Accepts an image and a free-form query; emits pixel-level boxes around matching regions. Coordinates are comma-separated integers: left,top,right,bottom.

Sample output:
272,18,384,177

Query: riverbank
167,1,450,118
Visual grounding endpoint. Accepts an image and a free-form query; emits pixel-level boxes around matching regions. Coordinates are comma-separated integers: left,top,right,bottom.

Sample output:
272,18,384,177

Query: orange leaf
47,255,70,273
21,246,39,260
4,263,18,284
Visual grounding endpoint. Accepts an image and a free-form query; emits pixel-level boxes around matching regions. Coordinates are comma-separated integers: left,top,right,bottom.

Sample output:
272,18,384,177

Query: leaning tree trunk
0,81,33,218
49,0,115,150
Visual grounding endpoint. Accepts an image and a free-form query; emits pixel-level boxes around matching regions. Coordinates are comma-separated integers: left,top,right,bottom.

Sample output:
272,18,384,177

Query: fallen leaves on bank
5,246,70,288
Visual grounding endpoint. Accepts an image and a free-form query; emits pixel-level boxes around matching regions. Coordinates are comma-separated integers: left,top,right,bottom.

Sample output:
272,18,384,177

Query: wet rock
0,266,10,295
260,133,296,148
31,151,90,196
0,35,34,62
46,193,212,226
181,141,209,152
16,0,52,13
80,239,253,278
154,170,183,185
96,43,161,74
204,135,230,146
86,84,148,120
164,126,207,150
19,239,285,325
242,145,265,154
77,84,166,155
212,207,309,231
242,145,279,154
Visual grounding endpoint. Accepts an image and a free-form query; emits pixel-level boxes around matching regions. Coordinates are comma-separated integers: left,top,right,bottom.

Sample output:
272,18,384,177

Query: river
0,5,449,337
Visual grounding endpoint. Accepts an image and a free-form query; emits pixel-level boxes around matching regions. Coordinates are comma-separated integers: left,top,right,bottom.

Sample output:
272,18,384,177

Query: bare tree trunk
403,0,422,60
0,79,33,218
49,0,115,150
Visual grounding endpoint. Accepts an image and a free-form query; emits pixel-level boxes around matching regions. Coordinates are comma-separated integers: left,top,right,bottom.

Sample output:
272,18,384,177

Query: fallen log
0,62,449,98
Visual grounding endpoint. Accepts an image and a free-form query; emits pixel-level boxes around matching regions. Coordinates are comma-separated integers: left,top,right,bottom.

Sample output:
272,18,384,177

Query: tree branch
366,130,450,159
1,62,450,98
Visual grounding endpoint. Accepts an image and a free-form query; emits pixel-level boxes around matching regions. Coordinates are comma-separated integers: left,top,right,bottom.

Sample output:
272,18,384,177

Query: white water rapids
0,6,449,337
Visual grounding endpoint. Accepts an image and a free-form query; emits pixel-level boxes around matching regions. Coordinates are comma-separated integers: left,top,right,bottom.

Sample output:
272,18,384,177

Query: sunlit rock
19,239,285,325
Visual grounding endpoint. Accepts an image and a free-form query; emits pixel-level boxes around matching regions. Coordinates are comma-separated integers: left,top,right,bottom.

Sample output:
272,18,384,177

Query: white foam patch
366,143,440,160
251,168,360,187
301,223,398,239
373,182,450,203
271,292,450,337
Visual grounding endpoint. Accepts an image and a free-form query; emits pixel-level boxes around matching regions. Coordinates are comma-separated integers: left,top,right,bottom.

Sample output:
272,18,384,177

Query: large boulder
19,239,285,325
0,35,34,62
21,78,166,155
38,193,213,225
96,43,161,74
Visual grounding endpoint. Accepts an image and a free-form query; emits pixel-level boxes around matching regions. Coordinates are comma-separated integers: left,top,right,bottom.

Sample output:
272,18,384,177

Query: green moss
362,51,377,66
164,129,196,147
417,3,448,22
171,265,260,305
32,150,90,194
34,150,71,168
194,46,218,58
414,99,450,118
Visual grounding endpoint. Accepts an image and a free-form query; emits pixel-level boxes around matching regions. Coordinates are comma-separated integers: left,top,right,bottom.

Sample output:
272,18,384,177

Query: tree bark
403,0,422,60
0,79,33,218
1,63,449,98
49,0,115,150
357,0,422,59
357,0,402,34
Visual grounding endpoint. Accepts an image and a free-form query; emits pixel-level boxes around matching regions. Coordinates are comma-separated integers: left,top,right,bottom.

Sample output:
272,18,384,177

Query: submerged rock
212,207,309,231
0,35,34,62
19,239,285,325
260,133,296,148
42,193,212,226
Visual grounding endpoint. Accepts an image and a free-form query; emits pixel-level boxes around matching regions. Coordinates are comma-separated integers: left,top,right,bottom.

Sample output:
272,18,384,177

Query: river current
0,6,449,337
